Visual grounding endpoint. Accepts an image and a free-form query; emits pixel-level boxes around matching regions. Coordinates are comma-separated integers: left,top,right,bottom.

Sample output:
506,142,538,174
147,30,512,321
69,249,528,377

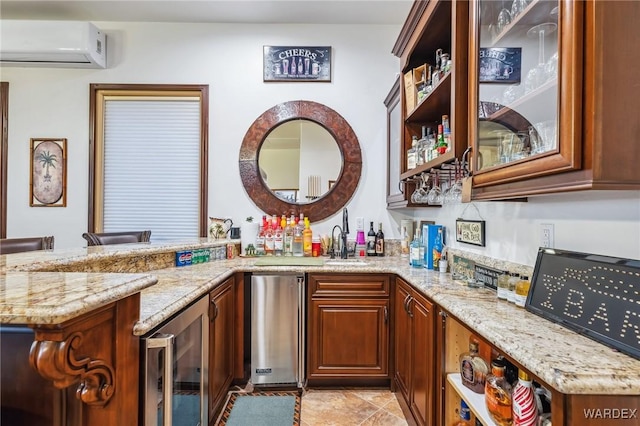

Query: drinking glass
496,8,512,33
511,0,529,20
427,172,442,205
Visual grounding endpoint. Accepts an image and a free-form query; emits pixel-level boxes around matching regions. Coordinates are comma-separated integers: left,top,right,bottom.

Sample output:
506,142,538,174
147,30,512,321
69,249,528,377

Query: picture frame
30,138,66,207
479,47,522,84
455,219,486,246
273,189,298,203
263,46,331,82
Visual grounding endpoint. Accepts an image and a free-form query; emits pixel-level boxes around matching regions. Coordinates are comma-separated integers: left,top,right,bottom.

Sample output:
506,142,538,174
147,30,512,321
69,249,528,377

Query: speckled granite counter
2,240,639,396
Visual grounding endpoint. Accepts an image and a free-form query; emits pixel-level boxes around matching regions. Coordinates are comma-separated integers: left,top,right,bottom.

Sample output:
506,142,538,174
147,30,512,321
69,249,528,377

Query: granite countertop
1,240,639,396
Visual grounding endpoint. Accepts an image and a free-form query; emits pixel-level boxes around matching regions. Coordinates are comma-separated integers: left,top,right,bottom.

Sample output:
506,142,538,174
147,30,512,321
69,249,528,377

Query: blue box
422,224,444,270
175,250,193,267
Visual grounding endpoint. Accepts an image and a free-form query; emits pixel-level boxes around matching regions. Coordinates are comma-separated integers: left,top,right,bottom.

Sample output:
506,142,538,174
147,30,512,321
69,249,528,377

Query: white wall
391,190,640,267
3,21,639,267
2,22,401,248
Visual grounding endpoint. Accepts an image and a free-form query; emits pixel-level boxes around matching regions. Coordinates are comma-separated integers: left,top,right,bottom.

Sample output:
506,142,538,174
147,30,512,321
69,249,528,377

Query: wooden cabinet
438,308,640,426
468,0,640,199
385,76,407,208
394,277,435,426
390,0,470,207
208,276,235,422
307,274,390,384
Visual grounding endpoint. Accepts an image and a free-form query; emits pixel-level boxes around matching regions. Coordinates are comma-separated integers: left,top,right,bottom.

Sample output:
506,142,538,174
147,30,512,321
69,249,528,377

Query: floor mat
217,390,301,426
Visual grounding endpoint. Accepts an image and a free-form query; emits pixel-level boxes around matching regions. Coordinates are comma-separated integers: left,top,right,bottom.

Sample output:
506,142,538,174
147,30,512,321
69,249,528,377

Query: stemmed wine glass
525,22,557,93
427,171,443,205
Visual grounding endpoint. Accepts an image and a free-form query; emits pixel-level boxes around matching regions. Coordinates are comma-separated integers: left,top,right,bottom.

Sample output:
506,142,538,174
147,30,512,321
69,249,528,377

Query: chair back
82,230,151,246
0,236,55,255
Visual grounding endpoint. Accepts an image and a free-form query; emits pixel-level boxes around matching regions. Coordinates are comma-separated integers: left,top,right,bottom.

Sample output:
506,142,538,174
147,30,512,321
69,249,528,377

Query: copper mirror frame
239,100,362,222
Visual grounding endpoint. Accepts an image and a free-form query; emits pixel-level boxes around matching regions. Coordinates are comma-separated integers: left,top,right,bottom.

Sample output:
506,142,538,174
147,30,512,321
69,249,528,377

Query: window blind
103,99,201,241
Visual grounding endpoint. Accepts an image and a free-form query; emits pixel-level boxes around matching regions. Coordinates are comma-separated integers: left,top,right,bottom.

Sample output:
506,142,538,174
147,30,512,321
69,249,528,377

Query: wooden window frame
88,84,209,236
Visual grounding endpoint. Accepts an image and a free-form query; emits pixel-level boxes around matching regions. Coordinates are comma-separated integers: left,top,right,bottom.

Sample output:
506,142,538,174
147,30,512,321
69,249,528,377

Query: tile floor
300,389,408,426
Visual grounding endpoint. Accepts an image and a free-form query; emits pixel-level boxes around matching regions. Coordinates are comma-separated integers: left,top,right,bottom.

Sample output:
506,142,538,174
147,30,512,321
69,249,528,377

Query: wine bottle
366,222,376,256
375,222,385,256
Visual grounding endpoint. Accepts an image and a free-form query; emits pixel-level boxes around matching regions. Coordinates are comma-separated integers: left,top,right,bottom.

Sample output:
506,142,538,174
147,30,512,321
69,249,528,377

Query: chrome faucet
330,208,350,259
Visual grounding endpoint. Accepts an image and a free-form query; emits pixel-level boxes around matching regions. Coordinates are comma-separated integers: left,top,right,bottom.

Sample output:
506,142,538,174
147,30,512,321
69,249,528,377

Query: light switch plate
356,217,364,230
540,223,554,248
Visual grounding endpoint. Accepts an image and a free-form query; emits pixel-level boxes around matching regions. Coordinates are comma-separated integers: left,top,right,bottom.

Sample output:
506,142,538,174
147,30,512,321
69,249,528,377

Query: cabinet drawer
308,274,390,297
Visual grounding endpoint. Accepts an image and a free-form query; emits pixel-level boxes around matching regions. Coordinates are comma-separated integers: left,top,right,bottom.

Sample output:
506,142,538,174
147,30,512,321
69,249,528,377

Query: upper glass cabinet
469,0,583,191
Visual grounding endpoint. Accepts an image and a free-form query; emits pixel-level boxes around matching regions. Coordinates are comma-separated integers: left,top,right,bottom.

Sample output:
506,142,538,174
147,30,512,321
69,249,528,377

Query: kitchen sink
324,259,369,266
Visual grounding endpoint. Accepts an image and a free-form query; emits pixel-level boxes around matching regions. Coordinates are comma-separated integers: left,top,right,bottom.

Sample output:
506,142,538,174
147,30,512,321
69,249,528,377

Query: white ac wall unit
0,20,106,68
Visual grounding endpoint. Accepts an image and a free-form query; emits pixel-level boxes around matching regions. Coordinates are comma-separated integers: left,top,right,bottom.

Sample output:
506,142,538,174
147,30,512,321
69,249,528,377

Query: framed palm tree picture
30,138,67,207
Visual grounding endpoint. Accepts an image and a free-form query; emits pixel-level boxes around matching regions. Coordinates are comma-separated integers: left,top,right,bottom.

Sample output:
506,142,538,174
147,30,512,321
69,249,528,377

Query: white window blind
103,99,201,241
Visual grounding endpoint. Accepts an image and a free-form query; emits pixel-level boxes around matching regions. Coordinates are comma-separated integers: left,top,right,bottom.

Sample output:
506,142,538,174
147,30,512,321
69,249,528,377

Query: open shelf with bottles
447,373,496,426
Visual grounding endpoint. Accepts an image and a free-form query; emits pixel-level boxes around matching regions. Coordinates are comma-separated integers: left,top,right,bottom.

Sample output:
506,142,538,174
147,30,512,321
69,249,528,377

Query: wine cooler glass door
144,297,208,426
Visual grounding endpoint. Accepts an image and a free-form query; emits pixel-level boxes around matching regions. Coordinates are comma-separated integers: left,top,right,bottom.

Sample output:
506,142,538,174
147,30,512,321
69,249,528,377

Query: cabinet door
394,280,412,399
409,292,435,426
469,0,583,194
208,277,235,421
307,299,389,378
386,76,407,208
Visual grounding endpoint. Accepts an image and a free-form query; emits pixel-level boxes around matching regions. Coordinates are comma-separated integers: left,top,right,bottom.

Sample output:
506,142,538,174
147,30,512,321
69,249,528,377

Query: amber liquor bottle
375,222,385,256
459,339,489,393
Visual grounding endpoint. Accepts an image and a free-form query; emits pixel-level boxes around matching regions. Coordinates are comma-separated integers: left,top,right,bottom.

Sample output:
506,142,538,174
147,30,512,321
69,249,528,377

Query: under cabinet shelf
488,0,558,47
447,373,498,426
483,78,557,123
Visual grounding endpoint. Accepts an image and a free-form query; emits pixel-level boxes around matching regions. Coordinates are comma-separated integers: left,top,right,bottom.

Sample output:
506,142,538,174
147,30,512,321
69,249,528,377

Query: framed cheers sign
455,219,485,247
263,46,331,82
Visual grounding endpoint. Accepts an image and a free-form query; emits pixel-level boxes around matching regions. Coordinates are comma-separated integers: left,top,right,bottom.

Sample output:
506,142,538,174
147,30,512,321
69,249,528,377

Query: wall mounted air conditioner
0,20,106,68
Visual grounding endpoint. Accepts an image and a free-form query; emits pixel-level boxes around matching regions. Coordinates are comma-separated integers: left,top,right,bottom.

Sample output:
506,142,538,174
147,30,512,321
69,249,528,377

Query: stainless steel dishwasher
251,273,304,388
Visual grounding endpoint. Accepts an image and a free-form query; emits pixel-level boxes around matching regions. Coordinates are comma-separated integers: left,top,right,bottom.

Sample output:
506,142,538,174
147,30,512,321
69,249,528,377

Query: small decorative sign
452,255,476,282
479,47,522,84
30,138,67,207
527,248,640,360
474,264,501,290
456,219,486,247
263,46,331,82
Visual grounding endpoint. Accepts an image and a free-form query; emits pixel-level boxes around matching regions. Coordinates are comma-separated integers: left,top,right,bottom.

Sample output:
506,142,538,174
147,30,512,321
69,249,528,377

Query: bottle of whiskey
407,136,418,170
303,217,313,257
375,223,385,256
459,339,489,393
485,357,513,426
366,222,377,257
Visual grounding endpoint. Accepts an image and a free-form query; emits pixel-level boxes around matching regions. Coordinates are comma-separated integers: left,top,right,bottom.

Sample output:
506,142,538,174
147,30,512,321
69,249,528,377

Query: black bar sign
474,264,500,290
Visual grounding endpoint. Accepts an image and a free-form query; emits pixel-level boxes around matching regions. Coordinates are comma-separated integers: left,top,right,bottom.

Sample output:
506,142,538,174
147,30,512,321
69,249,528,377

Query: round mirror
259,119,341,203
239,100,362,222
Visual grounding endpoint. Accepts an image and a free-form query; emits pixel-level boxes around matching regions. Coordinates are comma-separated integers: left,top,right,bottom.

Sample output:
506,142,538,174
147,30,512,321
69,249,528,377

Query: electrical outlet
540,223,554,248
356,217,364,230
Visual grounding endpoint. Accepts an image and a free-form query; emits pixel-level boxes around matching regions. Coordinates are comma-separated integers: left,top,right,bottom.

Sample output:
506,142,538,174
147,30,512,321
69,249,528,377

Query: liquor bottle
512,370,538,426
459,339,489,393
292,217,304,257
416,126,427,166
453,399,472,426
485,357,513,426
425,127,435,162
514,276,531,308
400,226,409,258
436,123,447,155
367,222,377,257
507,272,520,303
410,229,424,268
274,216,284,256
497,270,510,300
375,222,385,256
407,136,418,170
255,222,265,256
284,214,294,256
264,218,274,256
303,217,313,257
